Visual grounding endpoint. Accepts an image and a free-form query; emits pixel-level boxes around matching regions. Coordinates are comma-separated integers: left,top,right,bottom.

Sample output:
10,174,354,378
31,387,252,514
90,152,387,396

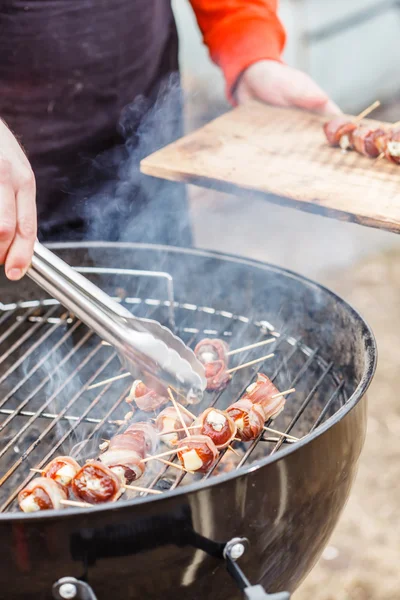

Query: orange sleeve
189,0,286,102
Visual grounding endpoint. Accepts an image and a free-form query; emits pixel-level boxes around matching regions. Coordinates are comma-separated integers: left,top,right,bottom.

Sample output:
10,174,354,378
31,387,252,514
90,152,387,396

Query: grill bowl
0,243,376,600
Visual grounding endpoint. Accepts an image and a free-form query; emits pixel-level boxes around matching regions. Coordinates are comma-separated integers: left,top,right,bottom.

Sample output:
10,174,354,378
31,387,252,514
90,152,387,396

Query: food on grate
177,434,219,473
42,456,81,487
226,399,265,442
126,380,169,412
203,360,231,391
323,117,357,150
124,421,158,454
194,339,231,391
351,126,387,158
71,462,121,503
194,338,229,365
192,408,236,450
242,373,285,420
18,478,68,512
99,437,145,485
155,406,193,448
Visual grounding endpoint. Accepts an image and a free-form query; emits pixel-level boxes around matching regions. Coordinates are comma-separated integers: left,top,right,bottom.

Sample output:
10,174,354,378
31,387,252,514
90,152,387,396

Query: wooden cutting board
140,101,400,233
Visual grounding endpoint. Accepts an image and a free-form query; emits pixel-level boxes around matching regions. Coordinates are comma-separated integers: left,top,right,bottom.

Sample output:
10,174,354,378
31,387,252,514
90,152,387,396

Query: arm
0,120,36,280
189,0,340,115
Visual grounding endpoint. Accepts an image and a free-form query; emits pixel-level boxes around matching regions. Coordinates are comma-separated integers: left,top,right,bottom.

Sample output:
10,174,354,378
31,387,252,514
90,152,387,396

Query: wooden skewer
124,485,162,495
30,468,44,474
271,388,296,399
168,388,191,437
60,499,93,508
227,445,240,457
141,447,188,464
263,426,298,441
176,402,196,420
157,424,198,436
101,341,111,346
227,353,274,374
87,372,130,390
354,100,380,123
227,338,276,356
156,457,193,474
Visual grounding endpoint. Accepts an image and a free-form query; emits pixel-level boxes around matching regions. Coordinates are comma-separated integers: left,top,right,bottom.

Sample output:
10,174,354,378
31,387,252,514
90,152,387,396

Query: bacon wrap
204,360,231,391
71,463,121,503
383,128,400,164
352,127,386,158
193,408,236,450
323,117,356,147
226,399,265,442
194,338,229,365
124,422,158,454
155,406,193,448
177,434,219,473
42,456,81,487
18,478,67,512
126,380,168,412
242,373,285,420
99,431,146,484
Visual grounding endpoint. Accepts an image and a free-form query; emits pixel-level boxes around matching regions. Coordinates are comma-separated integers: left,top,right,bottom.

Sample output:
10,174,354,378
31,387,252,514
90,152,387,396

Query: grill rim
0,242,377,522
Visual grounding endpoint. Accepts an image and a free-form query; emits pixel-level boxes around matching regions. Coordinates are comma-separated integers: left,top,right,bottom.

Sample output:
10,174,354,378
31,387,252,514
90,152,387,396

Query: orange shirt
189,0,286,101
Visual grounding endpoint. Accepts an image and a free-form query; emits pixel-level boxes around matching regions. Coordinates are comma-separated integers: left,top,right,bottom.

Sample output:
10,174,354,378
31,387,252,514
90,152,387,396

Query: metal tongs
27,242,206,400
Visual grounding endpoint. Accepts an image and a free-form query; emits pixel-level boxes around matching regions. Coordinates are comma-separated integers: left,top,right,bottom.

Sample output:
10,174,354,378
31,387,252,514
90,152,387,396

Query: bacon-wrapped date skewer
352,126,386,158
226,399,265,442
194,339,231,391
177,434,219,473
18,478,67,512
194,338,229,365
71,462,121,504
155,406,193,448
323,117,357,150
192,408,236,450
375,128,400,164
204,359,231,391
42,456,81,488
124,421,158,454
242,373,285,420
126,380,168,412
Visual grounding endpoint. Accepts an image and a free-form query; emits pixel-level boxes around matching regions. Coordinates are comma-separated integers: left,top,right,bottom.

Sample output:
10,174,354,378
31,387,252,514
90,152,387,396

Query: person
0,0,340,282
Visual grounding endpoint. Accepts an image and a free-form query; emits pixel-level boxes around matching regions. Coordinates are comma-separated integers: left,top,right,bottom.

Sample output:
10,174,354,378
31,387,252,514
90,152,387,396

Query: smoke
82,73,192,249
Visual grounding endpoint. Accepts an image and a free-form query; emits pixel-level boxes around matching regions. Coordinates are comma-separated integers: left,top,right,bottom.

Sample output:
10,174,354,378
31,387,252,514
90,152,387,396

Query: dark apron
0,0,192,246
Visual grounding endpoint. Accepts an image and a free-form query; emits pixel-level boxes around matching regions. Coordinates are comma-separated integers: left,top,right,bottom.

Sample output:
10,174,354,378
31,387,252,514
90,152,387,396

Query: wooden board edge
140,159,400,234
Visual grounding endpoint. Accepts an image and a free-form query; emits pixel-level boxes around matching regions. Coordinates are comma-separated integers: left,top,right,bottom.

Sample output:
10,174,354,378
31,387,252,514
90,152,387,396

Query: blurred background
172,2,400,599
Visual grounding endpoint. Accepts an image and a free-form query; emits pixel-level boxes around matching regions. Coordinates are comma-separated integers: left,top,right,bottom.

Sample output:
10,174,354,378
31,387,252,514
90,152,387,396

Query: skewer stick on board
30,468,44,474
141,446,188,464
87,372,130,390
227,337,276,356
227,445,240,456
227,353,274,374
168,388,191,437
354,100,380,123
124,485,162,495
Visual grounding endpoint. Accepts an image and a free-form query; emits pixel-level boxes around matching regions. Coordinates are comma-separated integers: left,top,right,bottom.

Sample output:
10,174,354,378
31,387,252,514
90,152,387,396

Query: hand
0,120,36,281
236,60,341,115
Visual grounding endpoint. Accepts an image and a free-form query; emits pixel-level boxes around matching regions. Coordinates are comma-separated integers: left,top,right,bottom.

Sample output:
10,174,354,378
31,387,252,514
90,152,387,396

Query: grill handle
27,241,206,399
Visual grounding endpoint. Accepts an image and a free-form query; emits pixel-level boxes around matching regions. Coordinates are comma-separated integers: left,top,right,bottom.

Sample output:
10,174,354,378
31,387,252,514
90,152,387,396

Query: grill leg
224,538,290,600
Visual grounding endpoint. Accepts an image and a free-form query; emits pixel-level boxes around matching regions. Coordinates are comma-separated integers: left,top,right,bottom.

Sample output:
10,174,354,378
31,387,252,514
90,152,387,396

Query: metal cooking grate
0,267,348,513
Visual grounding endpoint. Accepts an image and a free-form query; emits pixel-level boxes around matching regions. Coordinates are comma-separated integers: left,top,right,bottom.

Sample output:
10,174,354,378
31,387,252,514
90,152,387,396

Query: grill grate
0,268,348,512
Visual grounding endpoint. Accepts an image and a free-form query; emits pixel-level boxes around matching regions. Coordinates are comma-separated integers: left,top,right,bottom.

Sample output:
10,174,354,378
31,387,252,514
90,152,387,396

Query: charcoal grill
0,242,376,600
